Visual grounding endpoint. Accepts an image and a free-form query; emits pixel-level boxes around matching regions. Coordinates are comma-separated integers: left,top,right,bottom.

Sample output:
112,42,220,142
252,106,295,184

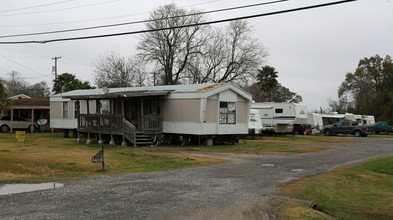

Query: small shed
50,83,252,146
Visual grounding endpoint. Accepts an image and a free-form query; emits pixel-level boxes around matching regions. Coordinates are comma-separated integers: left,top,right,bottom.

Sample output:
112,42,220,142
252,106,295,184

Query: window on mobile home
63,102,68,118
101,100,110,114
219,102,236,124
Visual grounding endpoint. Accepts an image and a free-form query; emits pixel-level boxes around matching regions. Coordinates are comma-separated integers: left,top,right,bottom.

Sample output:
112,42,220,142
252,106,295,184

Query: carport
8,98,50,133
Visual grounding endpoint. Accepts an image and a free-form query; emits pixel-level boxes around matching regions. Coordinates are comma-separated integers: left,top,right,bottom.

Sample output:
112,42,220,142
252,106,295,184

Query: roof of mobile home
51,83,252,100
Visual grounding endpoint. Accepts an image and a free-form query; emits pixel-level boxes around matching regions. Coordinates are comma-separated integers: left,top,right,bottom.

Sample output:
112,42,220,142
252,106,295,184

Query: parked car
0,115,39,133
322,120,374,137
374,121,393,135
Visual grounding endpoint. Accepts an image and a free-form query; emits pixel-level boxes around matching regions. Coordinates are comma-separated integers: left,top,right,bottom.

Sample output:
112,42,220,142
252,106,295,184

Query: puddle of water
260,163,275,167
0,182,64,196
291,169,304,172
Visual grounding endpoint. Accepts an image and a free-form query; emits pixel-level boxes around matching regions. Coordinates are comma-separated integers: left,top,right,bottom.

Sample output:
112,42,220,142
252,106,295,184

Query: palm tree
0,80,12,114
257,65,279,101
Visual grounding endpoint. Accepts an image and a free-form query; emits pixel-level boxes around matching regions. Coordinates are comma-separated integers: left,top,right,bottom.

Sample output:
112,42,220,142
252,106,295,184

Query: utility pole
52,56,61,79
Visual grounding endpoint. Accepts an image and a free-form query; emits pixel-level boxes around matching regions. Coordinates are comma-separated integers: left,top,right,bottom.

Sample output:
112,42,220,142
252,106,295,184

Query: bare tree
186,20,267,84
137,3,208,85
25,81,51,98
4,71,28,96
95,52,135,88
129,56,148,87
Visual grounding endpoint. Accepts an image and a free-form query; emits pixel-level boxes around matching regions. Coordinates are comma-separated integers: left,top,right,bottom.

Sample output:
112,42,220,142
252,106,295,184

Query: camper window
275,108,283,113
219,102,236,124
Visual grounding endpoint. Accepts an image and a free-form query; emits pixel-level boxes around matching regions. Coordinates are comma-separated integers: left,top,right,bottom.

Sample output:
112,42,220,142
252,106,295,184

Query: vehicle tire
324,129,331,136
0,125,9,133
383,129,388,135
354,130,361,137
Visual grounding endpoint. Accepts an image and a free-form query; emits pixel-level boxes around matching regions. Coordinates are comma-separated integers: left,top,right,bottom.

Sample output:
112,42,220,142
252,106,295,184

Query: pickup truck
322,120,374,137
374,121,393,135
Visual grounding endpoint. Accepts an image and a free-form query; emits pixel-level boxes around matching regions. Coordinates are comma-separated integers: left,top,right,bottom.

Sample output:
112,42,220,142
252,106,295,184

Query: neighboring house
50,83,252,146
2,96,50,133
9,94,31,100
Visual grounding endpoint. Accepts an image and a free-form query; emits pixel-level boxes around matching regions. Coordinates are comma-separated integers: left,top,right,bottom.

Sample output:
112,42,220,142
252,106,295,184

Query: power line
0,0,358,45
0,0,75,14
0,54,52,78
0,0,288,39
0,0,221,27
0,0,121,17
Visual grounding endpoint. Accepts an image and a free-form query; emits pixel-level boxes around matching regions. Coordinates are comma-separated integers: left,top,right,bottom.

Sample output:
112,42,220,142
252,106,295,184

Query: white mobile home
50,83,251,146
251,102,307,133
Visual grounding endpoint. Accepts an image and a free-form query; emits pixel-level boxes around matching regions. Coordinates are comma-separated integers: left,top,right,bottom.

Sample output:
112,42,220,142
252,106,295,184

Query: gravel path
1,137,392,219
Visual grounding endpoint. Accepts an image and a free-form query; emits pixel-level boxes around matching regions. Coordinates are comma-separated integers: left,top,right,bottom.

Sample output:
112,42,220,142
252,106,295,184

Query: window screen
219,102,236,124
63,102,69,118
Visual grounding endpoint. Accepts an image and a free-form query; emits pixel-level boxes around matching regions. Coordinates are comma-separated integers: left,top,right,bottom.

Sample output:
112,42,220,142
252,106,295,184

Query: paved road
1,138,392,219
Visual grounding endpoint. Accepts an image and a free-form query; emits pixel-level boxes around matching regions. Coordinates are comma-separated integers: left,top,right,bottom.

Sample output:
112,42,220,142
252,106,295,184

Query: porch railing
79,114,123,134
123,118,136,145
78,114,162,135
142,114,162,134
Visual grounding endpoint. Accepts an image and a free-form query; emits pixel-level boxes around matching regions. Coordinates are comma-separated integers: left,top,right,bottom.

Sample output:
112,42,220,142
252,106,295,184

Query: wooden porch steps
134,132,153,146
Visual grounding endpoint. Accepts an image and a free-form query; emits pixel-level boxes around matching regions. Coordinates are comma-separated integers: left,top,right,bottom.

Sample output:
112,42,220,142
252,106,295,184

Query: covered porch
69,90,168,146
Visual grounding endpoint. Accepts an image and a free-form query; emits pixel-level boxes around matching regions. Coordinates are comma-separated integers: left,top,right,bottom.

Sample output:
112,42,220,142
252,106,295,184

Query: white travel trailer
307,113,323,134
248,109,263,135
362,115,375,125
343,113,363,125
322,113,344,125
251,102,307,133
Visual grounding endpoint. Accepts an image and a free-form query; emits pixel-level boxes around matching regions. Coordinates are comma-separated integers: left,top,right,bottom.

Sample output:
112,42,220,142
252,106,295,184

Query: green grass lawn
279,156,393,219
0,133,223,183
0,133,344,183
1,132,370,183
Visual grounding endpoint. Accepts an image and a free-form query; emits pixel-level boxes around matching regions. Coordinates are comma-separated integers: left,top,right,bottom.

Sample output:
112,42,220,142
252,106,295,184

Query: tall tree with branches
185,20,267,84
257,65,279,101
137,3,208,85
0,79,12,113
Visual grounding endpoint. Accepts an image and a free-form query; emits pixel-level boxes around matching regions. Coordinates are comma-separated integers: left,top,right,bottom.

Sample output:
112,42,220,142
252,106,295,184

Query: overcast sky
0,0,392,111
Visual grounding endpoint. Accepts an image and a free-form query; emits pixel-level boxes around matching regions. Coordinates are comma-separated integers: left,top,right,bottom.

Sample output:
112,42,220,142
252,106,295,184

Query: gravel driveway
1,137,392,219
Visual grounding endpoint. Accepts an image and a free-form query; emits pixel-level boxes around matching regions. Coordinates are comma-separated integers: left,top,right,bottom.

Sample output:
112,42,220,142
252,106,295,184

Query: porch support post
121,135,127,146
10,107,13,133
121,99,125,117
98,133,103,144
86,99,90,114
96,99,101,113
140,98,144,131
76,100,81,143
31,108,35,133
86,132,92,144
109,134,115,145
